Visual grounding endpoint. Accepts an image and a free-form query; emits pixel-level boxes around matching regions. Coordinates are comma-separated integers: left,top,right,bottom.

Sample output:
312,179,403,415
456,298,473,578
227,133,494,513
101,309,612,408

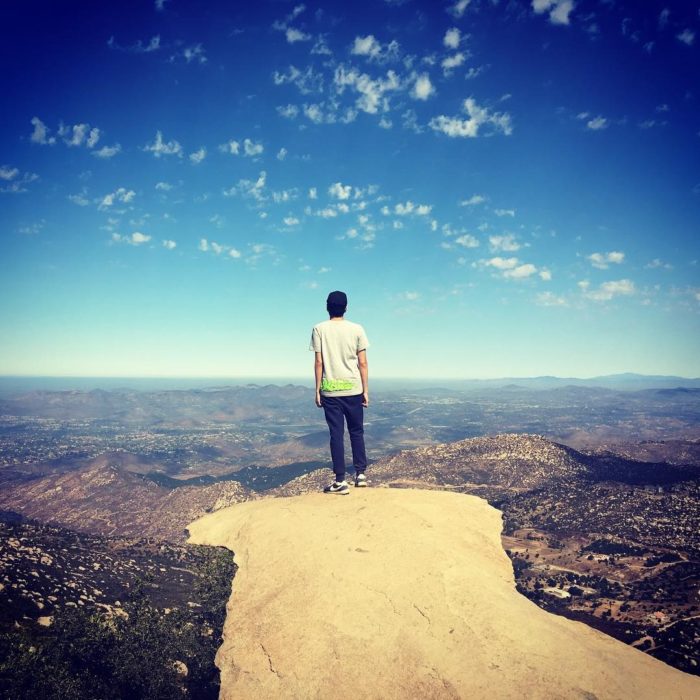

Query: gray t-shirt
309,319,370,397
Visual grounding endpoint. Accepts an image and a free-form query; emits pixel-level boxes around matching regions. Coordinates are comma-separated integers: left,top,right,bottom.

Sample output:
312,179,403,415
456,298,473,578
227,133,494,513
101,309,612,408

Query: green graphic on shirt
321,378,355,392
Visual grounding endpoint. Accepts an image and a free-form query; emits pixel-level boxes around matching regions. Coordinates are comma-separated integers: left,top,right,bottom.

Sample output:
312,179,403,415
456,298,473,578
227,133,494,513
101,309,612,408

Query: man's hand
362,391,369,408
315,392,323,408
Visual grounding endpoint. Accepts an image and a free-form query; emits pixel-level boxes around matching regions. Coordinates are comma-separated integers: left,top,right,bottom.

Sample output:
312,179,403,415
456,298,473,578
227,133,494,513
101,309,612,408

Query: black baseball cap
327,290,347,306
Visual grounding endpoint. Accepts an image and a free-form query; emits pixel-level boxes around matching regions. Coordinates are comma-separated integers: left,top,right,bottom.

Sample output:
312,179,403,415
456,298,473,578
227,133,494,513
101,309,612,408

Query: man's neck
329,316,345,321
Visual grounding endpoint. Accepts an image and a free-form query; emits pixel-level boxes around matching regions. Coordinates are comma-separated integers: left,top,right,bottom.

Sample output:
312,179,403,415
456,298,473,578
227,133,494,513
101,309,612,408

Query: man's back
310,318,369,397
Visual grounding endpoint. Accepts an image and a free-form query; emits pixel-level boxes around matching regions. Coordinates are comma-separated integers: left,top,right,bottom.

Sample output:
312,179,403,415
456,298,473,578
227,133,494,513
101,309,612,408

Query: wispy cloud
587,251,624,269
536,291,567,306
223,171,267,201
182,44,207,64
532,0,575,26
111,231,151,246
430,97,512,138
0,166,38,194
350,35,400,63
189,147,207,164
489,234,520,252
677,29,695,46
460,194,486,206
143,131,183,158
107,35,161,54
443,28,461,50
582,278,635,301
98,187,135,211
448,0,471,19
199,237,242,259
92,144,121,159
411,73,435,101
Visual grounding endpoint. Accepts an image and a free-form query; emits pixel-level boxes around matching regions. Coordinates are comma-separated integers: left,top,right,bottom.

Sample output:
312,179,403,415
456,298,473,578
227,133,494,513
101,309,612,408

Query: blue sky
1,0,699,379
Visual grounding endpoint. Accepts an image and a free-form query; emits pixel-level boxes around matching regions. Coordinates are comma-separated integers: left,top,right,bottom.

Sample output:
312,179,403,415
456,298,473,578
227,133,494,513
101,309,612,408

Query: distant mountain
0,453,255,541
270,433,700,498
0,384,315,423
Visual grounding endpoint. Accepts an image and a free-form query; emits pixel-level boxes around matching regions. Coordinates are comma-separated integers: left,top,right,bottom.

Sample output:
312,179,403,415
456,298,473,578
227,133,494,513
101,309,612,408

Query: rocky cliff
186,488,700,699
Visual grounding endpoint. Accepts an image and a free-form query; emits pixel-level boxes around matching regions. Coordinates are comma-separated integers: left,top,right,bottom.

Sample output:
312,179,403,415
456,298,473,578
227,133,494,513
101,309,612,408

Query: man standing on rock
310,290,369,495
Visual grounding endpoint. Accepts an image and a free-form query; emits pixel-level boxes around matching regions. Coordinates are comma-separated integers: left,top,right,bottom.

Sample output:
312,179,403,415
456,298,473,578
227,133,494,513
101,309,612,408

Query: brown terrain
0,453,255,541
186,488,700,699
1,433,698,676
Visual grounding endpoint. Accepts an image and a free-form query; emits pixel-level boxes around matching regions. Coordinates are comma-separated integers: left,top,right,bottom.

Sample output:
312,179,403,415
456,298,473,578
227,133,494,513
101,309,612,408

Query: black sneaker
354,473,367,487
324,480,349,495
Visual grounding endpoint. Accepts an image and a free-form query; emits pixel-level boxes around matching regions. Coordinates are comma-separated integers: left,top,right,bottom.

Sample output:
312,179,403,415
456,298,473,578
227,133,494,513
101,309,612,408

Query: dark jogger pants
321,393,367,481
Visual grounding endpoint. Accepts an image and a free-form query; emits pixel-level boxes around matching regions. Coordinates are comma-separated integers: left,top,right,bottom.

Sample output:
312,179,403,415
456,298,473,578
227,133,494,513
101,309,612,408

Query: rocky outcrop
186,488,700,699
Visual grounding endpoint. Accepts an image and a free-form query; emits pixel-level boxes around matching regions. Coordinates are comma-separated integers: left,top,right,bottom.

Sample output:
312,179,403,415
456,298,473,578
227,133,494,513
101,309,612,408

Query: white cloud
277,104,300,119
286,28,311,43
443,28,461,50
677,29,695,46
86,128,100,148
448,0,471,18
583,279,636,301
155,181,173,191
68,191,89,206
536,291,567,306
162,239,176,249
587,251,625,269
30,117,55,145
0,166,19,180
219,140,240,155
532,0,575,26
283,216,300,226
334,65,401,114
189,147,207,164
411,73,435,101
441,53,465,73
455,234,479,248
277,147,288,161
329,182,352,200
308,187,318,199
400,291,420,301
273,65,324,95
92,143,121,158
143,130,183,157
539,269,552,281
229,248,242,259
504,263,537,279
586,116,608,130
129,231,151,245
489,234,520,251
350,35,399,62
645,258,673,270
59,123,90,147
224,171,267,201
460,194,486,206
198,238,209,252
244,139,263,157
311,37,332,56
486,256,519,270
108,34,160,53
392,200,433,216
430,97,513,138
183,44,207,64
1,169,39,194
493,208,515,217
99,187,135,210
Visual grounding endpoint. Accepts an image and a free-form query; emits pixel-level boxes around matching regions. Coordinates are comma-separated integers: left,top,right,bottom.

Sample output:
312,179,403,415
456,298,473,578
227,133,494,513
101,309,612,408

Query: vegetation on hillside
0,545,235,699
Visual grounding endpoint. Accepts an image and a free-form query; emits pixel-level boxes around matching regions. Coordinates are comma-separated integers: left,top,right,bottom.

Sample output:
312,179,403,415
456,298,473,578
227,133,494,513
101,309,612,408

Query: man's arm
358,349,369,407
314,351,323,407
